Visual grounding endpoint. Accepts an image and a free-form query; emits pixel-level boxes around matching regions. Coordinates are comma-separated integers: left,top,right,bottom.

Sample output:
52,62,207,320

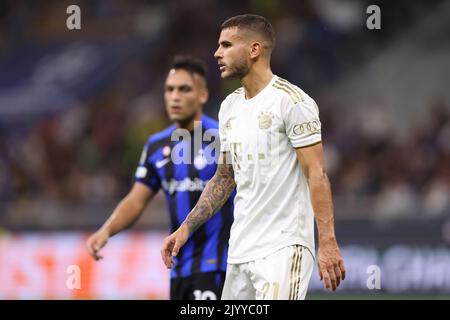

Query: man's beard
224,58,250,79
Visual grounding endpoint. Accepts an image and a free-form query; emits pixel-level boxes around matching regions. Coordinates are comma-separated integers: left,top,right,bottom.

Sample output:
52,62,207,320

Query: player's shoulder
229,86,245,97
222,87,245,106
201,114,219,130
146,124,176,149
271,76,318,113
270,76,313,105
219,87,244,120
202,114,219,134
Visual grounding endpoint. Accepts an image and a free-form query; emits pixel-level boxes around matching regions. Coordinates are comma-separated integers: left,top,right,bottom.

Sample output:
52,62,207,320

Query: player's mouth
170,105,183,113
218,63,226,72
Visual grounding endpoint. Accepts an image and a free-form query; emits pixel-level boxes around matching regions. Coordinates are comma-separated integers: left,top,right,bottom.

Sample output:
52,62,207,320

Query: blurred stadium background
0,0,449,299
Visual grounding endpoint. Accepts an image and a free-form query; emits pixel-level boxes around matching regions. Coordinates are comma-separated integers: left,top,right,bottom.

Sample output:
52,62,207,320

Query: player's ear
194,74,209,104
199,88,209,104
249,41,262,59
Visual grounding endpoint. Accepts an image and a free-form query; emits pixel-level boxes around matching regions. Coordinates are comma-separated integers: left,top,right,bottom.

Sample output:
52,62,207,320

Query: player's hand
161,224,190,269
317,237,346,291
86,229,110,261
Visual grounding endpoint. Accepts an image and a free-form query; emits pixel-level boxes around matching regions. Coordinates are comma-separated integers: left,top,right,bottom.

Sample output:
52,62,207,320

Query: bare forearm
183,163,235,233
308,170,336,240
101,195,148,237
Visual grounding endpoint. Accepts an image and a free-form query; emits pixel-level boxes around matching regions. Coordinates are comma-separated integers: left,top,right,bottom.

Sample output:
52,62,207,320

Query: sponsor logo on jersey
162,178,208,195
293,119,321,136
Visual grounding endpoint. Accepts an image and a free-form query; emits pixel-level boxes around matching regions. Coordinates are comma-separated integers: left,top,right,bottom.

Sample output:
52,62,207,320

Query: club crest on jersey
162,145,171,157
258,111,273,130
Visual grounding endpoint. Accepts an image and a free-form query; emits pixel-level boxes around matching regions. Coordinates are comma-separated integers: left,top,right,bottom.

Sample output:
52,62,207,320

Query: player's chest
225,105,284,143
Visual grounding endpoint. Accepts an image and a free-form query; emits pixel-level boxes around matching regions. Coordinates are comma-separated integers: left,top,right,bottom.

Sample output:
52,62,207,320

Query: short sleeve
134,141,161,192
283,95,322,148
218,100,230,152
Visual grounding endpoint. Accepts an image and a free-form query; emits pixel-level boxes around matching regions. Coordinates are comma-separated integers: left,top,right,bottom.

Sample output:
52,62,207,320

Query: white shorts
221,245,314,300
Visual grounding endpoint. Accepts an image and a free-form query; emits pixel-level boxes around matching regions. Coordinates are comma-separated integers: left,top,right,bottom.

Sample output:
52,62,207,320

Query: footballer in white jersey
161,14,346,300
219,75,321,264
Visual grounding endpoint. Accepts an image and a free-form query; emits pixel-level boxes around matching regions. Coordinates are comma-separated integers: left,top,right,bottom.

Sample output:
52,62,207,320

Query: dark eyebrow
178,84,192,90
219,40,232,46
165,84,193,90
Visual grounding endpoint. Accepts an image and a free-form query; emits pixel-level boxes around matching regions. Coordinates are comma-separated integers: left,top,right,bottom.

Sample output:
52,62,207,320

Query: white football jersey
219,75,322,264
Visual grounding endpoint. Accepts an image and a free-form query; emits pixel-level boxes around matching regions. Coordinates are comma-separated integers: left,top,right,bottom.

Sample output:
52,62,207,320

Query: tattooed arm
184,152,235,233
161,152,235,269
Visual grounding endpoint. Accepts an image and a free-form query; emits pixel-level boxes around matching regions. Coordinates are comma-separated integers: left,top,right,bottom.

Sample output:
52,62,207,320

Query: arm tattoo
184,152,235,233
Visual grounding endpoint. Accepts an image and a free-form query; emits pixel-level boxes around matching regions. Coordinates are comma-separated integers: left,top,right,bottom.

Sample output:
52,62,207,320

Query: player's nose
170,89,181,101
214,47,222,60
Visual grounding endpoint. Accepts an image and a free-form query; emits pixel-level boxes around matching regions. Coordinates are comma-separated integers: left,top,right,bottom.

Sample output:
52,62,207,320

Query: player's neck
175,112,202,132
241,67,274,100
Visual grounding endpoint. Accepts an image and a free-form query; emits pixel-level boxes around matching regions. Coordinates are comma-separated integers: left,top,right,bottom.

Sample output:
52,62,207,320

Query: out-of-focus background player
86,56,234,300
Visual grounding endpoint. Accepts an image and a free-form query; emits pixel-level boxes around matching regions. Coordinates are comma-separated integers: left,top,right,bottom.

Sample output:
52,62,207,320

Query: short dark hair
171,55,207,79
221,14,275,50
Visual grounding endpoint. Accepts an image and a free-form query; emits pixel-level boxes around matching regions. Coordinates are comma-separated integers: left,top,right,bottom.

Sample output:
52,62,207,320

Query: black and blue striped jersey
135,114,234,278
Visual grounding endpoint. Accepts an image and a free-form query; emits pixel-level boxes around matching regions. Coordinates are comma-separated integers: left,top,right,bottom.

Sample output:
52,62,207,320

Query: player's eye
179,86,192,92
220,41,231,48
